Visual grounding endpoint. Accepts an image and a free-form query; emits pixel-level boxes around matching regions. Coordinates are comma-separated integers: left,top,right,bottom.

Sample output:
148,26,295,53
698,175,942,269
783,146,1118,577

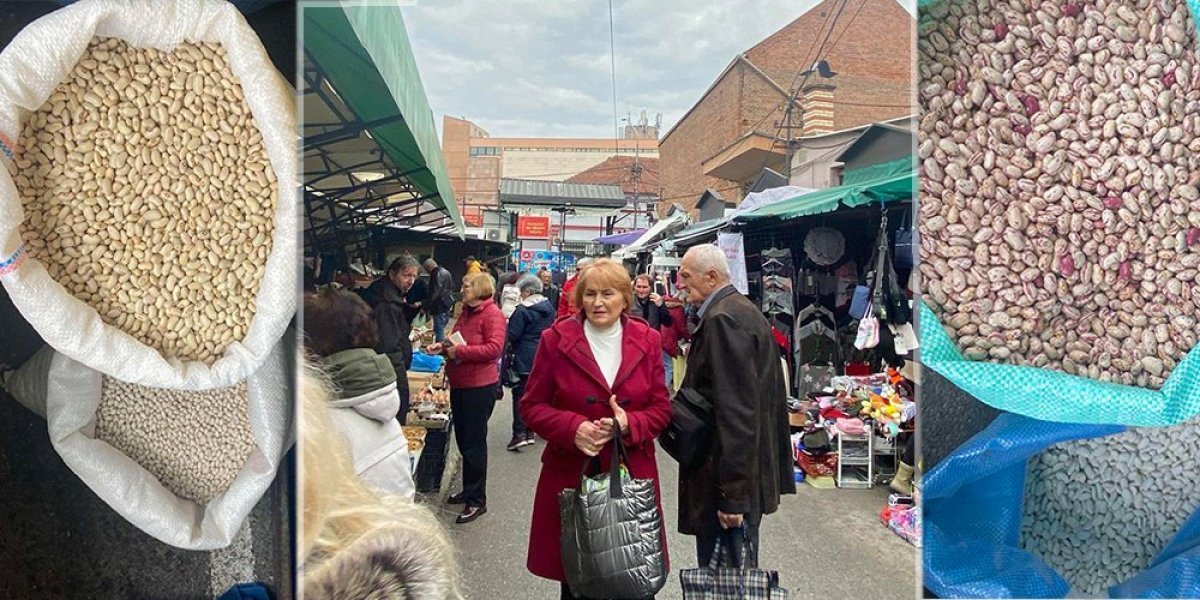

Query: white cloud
402,0,915,138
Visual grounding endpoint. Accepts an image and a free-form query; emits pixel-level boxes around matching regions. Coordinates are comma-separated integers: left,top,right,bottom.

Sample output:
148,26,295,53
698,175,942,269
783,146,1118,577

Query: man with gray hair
556,256,594,319
423,257,455,342
504,273,555,450
673,243,795,568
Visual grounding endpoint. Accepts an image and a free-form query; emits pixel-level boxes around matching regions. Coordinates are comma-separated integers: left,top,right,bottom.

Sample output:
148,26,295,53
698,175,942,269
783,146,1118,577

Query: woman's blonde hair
463,272,495,300
300,357,461,597
573,258,633,314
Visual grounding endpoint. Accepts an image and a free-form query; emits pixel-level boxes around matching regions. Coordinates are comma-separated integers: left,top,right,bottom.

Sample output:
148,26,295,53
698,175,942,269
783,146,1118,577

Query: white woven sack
3,337,293,550
0,0,297,390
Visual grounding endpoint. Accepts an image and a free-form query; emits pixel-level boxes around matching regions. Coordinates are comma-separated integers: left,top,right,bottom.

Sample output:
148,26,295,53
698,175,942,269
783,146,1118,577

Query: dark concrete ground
0,387,294,599
432,386,918,600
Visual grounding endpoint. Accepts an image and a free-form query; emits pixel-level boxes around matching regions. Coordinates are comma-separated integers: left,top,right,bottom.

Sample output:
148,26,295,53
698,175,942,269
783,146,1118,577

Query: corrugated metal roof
499,178,626,208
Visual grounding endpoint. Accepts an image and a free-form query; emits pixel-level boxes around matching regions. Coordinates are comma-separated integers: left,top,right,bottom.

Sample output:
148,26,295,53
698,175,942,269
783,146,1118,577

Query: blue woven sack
924,413,1200,598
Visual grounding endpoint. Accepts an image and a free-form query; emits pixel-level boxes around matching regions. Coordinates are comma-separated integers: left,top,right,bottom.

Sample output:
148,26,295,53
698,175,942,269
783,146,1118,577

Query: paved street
431,387,917,600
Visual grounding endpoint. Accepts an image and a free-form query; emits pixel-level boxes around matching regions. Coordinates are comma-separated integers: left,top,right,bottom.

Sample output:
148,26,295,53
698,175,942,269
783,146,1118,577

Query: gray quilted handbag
558,428,667,599
681,532,789,599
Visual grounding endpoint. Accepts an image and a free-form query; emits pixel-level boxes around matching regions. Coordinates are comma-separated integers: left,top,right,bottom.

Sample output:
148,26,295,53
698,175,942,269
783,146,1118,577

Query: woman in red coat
426,272,506,524
520,259,672,600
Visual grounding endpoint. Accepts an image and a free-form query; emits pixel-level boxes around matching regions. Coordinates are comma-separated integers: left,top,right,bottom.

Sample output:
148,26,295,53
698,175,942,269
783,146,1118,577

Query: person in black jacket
504,274,556,451
631,274,674,386
674,244,796,568
365,255,421,423
423,258,455,342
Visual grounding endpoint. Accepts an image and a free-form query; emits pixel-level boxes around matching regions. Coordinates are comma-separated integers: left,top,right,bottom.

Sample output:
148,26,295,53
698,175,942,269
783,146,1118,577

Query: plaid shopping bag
680,531,788,599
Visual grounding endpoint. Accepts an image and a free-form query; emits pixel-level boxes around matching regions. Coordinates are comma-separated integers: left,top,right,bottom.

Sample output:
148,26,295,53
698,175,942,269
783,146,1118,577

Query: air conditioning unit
484,228,503,241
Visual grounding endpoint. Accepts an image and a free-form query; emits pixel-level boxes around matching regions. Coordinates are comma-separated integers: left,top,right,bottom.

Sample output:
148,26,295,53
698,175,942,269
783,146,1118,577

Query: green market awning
735,156,913,222
304,4,463,237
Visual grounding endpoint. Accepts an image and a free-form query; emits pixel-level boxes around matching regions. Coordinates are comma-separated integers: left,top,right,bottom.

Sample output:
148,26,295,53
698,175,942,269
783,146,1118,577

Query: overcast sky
403,0,916,140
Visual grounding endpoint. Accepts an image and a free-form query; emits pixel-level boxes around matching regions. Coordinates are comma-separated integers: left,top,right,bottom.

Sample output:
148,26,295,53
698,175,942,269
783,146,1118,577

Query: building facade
442,116,662,252
657,0,914,217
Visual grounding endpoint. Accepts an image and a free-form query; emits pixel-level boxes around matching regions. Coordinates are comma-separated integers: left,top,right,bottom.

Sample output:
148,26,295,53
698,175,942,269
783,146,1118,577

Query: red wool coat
444,298,506,389
519,314,673,582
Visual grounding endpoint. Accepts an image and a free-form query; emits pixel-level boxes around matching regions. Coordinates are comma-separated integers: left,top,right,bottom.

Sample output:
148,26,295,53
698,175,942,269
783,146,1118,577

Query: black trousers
512,375,528,437
696,522,761,569
450,384,497,507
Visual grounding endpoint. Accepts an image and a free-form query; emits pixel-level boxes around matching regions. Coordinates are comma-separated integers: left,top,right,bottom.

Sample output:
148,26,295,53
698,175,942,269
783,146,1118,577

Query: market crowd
301,245,796,599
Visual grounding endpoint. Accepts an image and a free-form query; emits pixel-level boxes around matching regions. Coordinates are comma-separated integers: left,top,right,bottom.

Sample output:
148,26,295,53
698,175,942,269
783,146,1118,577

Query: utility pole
782,88,800,179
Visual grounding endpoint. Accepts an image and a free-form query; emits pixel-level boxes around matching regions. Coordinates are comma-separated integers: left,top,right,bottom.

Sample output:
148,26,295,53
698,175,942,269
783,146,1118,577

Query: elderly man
674,244,795,568
423,258,455,342
555,257,594,319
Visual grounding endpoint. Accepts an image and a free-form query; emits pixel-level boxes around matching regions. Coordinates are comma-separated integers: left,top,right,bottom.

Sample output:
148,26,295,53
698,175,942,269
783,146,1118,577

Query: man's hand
444,342,459,359
718,511,744,529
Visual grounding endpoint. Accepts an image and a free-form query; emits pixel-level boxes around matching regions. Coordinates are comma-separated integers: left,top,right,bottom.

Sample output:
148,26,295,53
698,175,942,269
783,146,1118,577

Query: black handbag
659,387,714,471
559,429,668,598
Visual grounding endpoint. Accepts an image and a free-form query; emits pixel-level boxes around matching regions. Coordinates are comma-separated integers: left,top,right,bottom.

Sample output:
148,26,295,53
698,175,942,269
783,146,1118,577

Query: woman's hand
650,292,663,306
444,342,458,359
575,421,606,456
425,342,444,355
592,396,629,440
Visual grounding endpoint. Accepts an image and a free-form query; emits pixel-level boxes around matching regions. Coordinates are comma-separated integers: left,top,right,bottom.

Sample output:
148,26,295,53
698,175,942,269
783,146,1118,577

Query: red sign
517,216,550,238
463,205,484,227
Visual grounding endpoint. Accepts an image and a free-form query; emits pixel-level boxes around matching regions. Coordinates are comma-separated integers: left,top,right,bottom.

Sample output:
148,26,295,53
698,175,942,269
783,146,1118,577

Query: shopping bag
0,0,297,390
924,413,1200,598
559,428,667,599
2,335,292,550
681,529,789,599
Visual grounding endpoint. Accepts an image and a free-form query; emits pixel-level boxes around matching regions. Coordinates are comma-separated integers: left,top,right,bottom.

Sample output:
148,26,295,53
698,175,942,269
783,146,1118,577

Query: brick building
658,0,913,217
442,116,660,229
566,155,661,232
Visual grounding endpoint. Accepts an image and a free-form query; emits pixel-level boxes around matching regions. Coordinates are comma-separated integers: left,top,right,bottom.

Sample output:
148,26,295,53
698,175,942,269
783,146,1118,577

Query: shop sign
718,232,749,295
517,216,550,238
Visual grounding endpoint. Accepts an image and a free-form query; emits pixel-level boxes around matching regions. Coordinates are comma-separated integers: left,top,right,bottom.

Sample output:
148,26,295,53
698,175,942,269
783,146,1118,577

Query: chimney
800,82,836,136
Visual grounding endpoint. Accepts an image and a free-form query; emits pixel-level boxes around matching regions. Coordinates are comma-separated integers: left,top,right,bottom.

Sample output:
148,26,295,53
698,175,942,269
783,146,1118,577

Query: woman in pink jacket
426,272,506,524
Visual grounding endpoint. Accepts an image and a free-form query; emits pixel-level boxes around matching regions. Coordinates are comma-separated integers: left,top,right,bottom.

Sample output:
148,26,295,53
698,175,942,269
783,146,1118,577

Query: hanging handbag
681,528,789,599
659,387,715,471
893,205,915,270
855,301,881,350
559,427,668,599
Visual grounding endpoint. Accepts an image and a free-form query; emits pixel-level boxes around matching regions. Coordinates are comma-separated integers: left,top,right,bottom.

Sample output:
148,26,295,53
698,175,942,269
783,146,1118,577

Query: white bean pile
95,377,255,504
918,0,1200,389
14,36,277,364
1020,418,1200,594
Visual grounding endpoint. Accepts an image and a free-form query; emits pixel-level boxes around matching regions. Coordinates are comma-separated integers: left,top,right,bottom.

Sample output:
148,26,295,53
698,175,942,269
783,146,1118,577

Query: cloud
403,0,916,139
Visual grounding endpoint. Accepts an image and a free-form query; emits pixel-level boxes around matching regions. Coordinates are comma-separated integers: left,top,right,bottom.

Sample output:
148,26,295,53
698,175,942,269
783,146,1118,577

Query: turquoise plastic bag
919,301,1200,427
924,414,1200,598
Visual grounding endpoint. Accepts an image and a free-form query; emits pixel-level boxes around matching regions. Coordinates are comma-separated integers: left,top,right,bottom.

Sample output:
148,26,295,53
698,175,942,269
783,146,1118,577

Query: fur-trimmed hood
304,526,459,599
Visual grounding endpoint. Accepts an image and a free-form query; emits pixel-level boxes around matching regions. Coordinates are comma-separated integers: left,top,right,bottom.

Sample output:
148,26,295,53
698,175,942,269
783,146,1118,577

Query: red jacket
519,314,672,582
660,301,690,358
445,298,505,389
556,274,579,319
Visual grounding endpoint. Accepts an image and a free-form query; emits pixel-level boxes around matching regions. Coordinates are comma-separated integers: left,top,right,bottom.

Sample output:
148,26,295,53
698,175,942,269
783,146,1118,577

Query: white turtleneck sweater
584,319,623,388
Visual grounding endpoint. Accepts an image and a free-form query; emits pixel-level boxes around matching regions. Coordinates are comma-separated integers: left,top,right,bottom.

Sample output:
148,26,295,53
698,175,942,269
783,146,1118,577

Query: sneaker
447,492,466,505
506,435,525,451
520,433,536,447
456,505,487,524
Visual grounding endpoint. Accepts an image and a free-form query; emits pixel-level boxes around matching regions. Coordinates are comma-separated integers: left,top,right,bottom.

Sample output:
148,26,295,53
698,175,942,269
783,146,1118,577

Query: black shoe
507,435,525,451
447,492,466,505
456,505,487,524
520,433,536,447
